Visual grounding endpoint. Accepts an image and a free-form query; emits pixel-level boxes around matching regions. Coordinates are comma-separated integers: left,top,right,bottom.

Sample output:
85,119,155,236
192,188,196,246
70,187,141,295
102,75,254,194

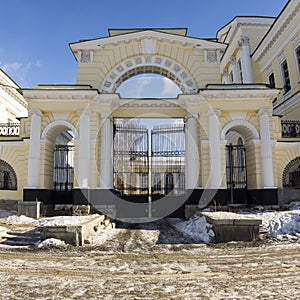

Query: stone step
1,229,41,246
1,238,39,247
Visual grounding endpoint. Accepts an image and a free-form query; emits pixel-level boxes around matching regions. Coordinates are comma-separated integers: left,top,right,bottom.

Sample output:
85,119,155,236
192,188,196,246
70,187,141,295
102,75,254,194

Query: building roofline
217,15,276,38
252,0,293,58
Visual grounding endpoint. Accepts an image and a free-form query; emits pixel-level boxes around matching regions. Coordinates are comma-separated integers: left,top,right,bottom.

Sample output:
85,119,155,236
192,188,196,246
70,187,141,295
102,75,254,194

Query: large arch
0,159,17,190
221,119,260,190
282,157,300,188
101,55,198,94
221,119,259,143
40,120,77,190
41,120,79,143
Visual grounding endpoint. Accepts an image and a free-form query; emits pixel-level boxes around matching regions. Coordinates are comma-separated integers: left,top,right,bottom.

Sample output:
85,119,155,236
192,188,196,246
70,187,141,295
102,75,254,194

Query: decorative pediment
70,29,226,58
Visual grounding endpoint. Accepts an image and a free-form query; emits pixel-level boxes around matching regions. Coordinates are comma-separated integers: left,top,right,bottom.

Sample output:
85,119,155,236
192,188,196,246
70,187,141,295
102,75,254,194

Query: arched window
0,160,17,190
282,157,300,188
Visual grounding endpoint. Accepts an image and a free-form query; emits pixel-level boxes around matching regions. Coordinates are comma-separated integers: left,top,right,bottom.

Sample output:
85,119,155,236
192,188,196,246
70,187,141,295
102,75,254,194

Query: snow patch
37,238,66,248
172,215,215,244
262,211,300,240
4,214,99,226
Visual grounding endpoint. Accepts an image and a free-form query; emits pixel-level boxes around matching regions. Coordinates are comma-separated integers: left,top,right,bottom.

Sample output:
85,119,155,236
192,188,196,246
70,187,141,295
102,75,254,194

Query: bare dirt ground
0,220,300,299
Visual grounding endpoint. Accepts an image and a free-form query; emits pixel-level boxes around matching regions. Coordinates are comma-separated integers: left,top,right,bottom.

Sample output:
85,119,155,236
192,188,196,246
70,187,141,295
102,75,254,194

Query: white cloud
0,60,42,86
162,77,182,97
117,74,181,98
1,62,22,73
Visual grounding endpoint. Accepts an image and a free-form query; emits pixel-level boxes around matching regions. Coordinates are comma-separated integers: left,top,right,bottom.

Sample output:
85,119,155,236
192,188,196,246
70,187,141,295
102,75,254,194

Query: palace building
0,0,299,218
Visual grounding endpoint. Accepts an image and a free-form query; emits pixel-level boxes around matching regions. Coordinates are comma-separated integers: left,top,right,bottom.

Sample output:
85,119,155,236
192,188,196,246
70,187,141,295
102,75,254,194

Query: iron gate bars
113,121,185,196
226,143,247,190
113,124,149,196
151,123,185,195
53,145,74,191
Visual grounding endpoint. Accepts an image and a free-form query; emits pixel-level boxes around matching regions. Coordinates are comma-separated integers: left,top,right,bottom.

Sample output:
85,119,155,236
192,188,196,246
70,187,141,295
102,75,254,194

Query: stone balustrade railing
281,120,300,138
0,123,20,136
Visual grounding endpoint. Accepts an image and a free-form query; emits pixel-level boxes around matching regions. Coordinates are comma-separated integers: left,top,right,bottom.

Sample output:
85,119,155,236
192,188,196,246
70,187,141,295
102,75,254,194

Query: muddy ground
0,220,299,299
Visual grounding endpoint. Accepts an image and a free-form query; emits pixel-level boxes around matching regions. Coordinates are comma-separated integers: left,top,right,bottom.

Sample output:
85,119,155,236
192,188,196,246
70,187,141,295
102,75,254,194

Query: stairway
1,226,40,247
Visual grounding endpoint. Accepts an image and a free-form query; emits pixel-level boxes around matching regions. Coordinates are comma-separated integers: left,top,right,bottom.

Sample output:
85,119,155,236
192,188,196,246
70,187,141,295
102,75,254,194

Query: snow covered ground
0,204,299,299
0,201,299,246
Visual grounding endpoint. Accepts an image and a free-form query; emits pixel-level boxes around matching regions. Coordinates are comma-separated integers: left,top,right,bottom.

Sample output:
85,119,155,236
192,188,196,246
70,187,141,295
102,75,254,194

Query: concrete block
18,201,41,219
200,212,262,243
39,215,106,246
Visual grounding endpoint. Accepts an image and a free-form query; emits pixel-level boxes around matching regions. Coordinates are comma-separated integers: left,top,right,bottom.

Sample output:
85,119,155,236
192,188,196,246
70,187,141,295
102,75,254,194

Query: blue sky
0,0,287,94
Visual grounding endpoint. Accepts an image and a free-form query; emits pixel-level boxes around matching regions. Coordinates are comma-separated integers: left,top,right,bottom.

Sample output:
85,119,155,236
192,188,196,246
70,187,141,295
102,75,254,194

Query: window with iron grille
296,45,300,81
281,60,291,93
282,157,300,188
268,73,275,88
238,60,243,83
0,160,17,190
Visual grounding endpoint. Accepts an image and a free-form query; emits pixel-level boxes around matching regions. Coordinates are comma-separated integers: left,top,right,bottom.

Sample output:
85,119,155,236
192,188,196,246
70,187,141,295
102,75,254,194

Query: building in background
0,0,299,219
0,69,27,123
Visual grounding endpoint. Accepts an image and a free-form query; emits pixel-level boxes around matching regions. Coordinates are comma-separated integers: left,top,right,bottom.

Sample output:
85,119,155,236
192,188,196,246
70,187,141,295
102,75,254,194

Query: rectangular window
268,73,275,88
281,60,291,93
296,45,300,81
238,60,243,83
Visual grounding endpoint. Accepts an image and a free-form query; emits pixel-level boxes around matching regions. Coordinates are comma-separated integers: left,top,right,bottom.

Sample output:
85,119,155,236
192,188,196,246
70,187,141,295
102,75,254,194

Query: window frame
280,59,291,94
237,60,243,84
294,44,300,82
268,72,275,88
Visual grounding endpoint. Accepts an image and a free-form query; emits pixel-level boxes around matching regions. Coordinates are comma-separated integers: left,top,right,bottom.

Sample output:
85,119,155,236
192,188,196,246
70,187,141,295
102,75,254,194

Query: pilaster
258,109,275,188
185,113,199,189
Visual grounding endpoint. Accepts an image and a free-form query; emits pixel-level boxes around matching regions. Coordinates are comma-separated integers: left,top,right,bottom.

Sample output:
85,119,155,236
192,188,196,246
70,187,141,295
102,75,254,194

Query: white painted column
207,109,223,188
238,35,254,84
222,70,230,84
185,113,199,189
27,109,43,188
77,109,91,188
100,112,113,188
258,109,275,188
230,56,239,83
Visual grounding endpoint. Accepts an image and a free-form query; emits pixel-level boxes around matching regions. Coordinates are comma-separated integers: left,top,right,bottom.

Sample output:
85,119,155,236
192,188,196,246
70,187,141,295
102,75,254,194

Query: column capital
238,35,250,48
258,108,272,116
76,108,91,117
28,109,43,117
185,112,199,120
207,109,222,117
230,55,236,65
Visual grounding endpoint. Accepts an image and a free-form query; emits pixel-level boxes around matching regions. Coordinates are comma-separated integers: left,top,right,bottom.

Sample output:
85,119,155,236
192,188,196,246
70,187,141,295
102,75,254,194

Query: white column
230,56,239,83
185,113,199,189
258,109,275,188
27,109,43,188
77,109,91,188
100,112,113,188
238,35,254,84
207,109,222,188
222,70,230,84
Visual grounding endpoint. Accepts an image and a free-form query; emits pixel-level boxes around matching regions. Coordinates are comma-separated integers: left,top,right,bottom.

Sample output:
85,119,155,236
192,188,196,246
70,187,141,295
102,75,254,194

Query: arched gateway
18,28,282,219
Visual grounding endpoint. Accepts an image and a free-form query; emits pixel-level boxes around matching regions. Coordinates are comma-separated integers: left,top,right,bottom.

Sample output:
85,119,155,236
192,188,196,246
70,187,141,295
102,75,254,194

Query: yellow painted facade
0,0,299,208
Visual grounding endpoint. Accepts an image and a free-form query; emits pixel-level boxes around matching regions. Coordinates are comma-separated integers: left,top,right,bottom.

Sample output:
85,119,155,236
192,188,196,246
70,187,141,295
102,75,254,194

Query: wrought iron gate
113,122,185,197
226,143,247,203
53,145,74,191
226,144,247,189
113,124,149,196
151,124,185,196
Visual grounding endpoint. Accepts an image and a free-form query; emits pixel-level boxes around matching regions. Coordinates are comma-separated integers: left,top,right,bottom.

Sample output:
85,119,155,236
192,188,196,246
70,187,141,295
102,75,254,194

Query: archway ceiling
70,29,227,94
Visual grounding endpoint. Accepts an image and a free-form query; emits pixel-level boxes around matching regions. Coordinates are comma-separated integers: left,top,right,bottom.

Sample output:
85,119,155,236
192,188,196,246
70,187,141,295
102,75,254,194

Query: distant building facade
0,0,299,218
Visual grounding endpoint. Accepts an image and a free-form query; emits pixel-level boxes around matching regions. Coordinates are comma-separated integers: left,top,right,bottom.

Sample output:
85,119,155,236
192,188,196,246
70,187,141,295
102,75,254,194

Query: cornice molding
253,1,300,62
